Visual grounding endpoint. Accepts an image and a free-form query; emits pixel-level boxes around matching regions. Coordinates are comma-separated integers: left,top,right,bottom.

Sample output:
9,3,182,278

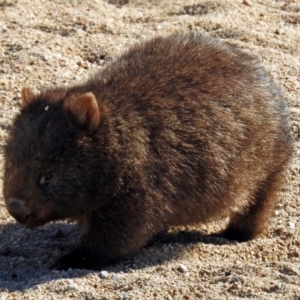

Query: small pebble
41,54,50,61
178,264,188,273
288,222,295,230
112,274,124,281
66,283,78,291
276,283,282,289
99,271,109,279
242,0,252,6
135,12,143,19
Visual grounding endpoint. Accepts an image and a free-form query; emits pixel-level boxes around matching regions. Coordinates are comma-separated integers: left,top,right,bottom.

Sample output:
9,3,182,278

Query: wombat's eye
39,173,54,185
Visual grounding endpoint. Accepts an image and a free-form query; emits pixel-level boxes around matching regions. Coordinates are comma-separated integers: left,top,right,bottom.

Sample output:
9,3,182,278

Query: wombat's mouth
24,213,47,229
13,211,47,229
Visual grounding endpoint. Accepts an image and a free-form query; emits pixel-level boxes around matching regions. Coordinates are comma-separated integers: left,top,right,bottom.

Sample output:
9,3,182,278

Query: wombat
3,33,293,270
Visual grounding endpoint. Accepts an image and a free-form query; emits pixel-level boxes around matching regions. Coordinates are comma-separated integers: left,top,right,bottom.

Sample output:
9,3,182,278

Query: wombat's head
3,87,102,229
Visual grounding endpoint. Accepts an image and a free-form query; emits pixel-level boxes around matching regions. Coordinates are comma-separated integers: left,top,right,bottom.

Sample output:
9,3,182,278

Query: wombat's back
80,33,292,230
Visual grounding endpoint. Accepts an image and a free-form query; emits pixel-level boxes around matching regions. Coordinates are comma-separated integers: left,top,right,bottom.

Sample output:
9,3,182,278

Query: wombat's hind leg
219,169,287,242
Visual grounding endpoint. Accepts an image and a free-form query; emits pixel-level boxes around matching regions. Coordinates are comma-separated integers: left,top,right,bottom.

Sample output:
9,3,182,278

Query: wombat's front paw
51,252,85,270
51,250,111,270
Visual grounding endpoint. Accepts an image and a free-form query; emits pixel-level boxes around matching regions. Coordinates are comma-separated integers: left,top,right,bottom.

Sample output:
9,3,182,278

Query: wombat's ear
64,92,100,130
21,87,36,108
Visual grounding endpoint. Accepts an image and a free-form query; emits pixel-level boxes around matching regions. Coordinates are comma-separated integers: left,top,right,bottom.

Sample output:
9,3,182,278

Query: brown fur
3,33,293,270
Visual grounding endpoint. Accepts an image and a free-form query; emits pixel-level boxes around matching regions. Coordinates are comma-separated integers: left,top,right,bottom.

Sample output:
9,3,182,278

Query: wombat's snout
6,198,31,224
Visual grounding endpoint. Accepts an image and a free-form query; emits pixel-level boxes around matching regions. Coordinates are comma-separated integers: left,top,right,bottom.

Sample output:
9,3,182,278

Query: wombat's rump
3,33,293,270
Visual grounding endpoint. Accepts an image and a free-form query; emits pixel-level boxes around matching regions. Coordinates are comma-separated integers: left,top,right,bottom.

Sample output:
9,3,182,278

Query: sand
0,0,299,299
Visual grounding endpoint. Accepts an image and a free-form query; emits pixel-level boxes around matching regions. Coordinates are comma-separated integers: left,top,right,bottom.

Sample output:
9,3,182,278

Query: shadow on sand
0,222,233,292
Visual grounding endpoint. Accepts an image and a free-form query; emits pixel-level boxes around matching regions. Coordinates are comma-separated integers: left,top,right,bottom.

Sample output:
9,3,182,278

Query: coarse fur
3,33,293,270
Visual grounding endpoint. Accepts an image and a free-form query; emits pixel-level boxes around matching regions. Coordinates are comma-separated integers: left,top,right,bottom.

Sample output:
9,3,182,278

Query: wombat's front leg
53,205,156,270
52,233,145,271
52,233,136,270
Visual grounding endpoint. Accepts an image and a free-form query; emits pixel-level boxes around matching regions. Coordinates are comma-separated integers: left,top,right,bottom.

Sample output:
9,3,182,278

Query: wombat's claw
51,260,66,271
51,256,73,271
51,252,86,270
51,250,111,270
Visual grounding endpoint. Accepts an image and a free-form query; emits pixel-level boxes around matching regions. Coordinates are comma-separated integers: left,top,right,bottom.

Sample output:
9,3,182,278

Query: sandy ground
0,0,300,299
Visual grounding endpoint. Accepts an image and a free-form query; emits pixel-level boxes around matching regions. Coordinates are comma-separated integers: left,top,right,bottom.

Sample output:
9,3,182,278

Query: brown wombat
3,33,293,270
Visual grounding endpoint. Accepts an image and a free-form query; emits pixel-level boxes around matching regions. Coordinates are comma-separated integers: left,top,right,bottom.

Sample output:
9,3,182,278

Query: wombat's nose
6,198,31,224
